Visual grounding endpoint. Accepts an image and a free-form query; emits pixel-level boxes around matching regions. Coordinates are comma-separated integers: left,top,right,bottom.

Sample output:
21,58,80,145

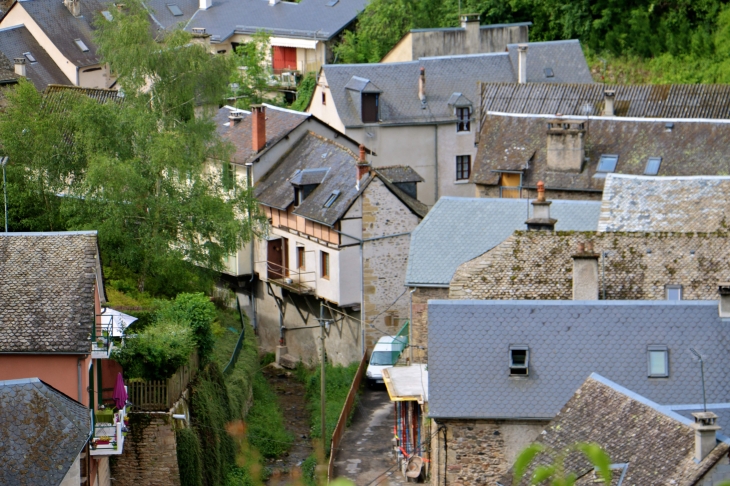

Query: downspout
434,124,439,203
77,357,83,402
246,163,257,333
409,287,416,364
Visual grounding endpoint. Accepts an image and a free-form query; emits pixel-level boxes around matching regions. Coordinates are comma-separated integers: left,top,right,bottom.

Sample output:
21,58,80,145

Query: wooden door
267,239,284,279
273,46,297,72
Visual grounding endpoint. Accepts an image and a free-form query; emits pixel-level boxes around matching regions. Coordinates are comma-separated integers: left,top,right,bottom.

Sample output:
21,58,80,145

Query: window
543,67,554,78
361,93,379,123
322,92,326,105
456,107,471,132
645,157,662,175
297,246,305,270
456,155,471,181
321,251,330,279
648,345,669,377
509,345,529,376
166,3,183,15
74,39,90,52
665,285,682,300
323,190,340,208
294,188,303,206
23,52,36,63
597,154,619,173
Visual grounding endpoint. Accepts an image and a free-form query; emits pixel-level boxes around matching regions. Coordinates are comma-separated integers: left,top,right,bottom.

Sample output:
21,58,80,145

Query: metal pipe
409,287,416,363
77,357,83,402
246,162,257,332
690,348,707,412
320,301,326,445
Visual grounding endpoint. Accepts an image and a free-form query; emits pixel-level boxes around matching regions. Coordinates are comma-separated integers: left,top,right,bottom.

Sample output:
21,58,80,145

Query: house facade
309,40,594,206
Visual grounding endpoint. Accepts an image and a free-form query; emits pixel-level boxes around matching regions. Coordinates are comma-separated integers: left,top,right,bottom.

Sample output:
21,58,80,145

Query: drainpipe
77,357,83,402
433,124,439,203
246,162,257,333
409,287,416,364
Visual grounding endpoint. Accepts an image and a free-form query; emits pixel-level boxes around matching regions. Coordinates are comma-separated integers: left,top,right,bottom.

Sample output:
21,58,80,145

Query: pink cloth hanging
112,372,127,410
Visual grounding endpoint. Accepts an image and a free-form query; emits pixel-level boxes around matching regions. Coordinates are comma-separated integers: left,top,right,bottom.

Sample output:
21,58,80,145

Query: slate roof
471,113,730,192
15,0,105,67
177,0,368,42
255,131,426,225
145,0,200,31
0,232,104,353
502,374,730,486
405,197,601,287
323,40,592,128
215,104,309,165
449,231,730,301
428,300,730,425
0,25,69,90
0,378,91,485
374,166,423,184
479,83,730,123
43,84,124,113
597,174,730,233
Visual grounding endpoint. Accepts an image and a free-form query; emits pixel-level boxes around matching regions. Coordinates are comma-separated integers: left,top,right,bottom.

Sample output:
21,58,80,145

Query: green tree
230,31,279,109
156,292,217,363
512,442,612,485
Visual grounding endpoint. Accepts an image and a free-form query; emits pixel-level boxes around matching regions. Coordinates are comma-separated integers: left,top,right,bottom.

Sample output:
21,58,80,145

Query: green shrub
290,73,316,111
157,292,217,364
301,454,318,486
246,374,293,458
112,320,194,380
176,428,203,486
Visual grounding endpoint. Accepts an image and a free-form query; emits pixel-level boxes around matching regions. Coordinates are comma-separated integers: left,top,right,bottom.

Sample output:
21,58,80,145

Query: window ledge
454,180,470,185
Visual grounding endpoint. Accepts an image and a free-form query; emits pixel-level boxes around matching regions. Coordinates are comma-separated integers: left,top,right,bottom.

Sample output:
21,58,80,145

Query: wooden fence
328,351,369,482
128,350,199,411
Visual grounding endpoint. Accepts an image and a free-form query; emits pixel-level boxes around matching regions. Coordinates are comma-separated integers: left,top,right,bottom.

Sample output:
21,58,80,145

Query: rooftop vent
543,67,554,78
167,3,183,15
74,39,89,52
192,27,206,35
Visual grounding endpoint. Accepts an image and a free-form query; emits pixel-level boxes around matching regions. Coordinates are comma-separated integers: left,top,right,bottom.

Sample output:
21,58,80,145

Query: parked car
366,335,406,385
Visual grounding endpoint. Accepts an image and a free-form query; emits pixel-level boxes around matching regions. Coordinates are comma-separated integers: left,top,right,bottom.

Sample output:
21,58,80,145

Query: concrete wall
361,177,421,349
0,354,90,406
308,72,346,133
437,122,479,198
79,63,113,89
217,34,329,74
59,453,81,486
431,418,547,485
410,286,448,363
699,456,730,486
380,33,413,63
110,414,181,486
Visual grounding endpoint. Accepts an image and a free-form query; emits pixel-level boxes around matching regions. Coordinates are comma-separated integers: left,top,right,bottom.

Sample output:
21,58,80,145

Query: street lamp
0,156,8,232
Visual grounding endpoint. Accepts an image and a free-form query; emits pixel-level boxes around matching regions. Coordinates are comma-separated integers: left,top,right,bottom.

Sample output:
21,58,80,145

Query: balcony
260,259,316,295
90,406,126,456
91,320,114,359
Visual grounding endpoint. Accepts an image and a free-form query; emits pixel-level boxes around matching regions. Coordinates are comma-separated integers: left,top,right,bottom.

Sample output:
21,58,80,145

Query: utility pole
320,301,326,446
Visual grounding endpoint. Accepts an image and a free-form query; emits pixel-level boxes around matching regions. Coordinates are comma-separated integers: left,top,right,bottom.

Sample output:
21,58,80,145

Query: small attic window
597,154,618,173
665,284,682,300
101,10,113,21
645,156,662,175
362,93,379,123
323,190,340,208
648,345,669,377
74,39,90,52
167,4,183,16
543,67,554,78
509,345,529,376
23,52,36,63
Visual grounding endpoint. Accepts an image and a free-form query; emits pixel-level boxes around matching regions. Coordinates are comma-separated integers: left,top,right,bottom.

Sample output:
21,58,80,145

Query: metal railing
91,320,114,356
328,351,369,482
257,259,317,294
127,350,199,411
394,320,409,353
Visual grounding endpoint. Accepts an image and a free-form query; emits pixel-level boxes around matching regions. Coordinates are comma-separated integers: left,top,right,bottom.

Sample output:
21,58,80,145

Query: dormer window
509,345,529,376
362,93,378,123
456,107,471,132
294,188,303,206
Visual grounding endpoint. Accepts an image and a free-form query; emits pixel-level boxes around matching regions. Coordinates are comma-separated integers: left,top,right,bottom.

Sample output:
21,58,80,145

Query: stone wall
450,231,730,301
430,418,548,486
362,177,422,350
110,414,180,486
411,287,448,363
476,184,602,201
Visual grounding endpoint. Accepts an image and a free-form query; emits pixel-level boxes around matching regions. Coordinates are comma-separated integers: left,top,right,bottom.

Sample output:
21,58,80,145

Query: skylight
323,190,340,208
647,345,669,377
74,39,89,52
23,52,35,63
644,156,662,175
101,10,113,21
326,0,339,5
597,154,618,173
543,67,554,78
167,3,183,15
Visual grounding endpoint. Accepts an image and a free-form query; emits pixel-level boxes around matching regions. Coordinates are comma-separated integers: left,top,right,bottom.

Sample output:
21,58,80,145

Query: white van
366,335,406,385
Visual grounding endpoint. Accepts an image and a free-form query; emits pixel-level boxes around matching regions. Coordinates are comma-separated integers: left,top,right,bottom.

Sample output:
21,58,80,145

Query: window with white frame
509,345,529,376
647,345,669,377
665,285,682,300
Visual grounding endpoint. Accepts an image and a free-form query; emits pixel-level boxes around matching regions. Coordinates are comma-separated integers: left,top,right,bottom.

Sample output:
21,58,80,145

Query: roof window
647,345,669,377
644,156,662,175
23,52,36,63
74,39,89,52
596,154,618,173
326,0,339,5
665,284,682,300
323,190,340,208
509,345,529,376
543,67,554,78
167,4,183,15
101,10,113,21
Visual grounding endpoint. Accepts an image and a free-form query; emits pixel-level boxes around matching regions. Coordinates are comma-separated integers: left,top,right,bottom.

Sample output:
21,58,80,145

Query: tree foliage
156,292,217,364
229,32,285,109
513,442,612,486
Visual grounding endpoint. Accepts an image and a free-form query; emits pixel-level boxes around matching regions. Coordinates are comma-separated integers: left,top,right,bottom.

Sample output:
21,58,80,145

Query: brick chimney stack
526,181,557,231
572,241,599,300
356,144,370,185
251,105,266,153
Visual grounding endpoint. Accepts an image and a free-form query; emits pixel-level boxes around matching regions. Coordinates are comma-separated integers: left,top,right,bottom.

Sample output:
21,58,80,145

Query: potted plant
112,440,117,450
96,338,104,348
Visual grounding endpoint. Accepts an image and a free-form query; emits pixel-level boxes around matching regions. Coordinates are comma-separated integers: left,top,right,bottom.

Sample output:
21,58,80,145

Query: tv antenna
689,348,707,412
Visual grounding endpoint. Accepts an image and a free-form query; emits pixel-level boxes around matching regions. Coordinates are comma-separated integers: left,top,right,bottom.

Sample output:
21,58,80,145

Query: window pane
666,287,681,300
649,351,667,376
645,157,662,175
597,155,618,172
511,350,527,366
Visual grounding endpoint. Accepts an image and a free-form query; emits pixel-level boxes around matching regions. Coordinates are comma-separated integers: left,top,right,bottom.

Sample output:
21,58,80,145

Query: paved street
332,385,408,486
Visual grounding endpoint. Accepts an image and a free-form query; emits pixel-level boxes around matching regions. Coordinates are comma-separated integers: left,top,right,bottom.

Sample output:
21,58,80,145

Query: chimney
572,242,600,300
692,412,720,462
418,67,426,106
460,13,480,50
356,144,370,185
718,282,730,318
525,181,557,231
603,90,616,116
64,0,81,17
251,105,266,153
199,0,211,9
546,119,586,172
228,109,244,125
14,58,26,77
517,44,528,84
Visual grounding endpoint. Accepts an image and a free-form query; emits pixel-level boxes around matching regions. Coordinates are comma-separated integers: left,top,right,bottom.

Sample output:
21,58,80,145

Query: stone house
308,40,593,206
250,128,427,365
404,196,600,362
381,15,530,63
0,231,124,486
501,374,730,486
428,298,730,485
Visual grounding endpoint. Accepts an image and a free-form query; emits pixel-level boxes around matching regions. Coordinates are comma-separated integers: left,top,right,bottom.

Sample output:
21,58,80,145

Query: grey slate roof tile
0,25,70,90
405,197,601,287
428,300,730,426
325,40,592,128
0,232,101,353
